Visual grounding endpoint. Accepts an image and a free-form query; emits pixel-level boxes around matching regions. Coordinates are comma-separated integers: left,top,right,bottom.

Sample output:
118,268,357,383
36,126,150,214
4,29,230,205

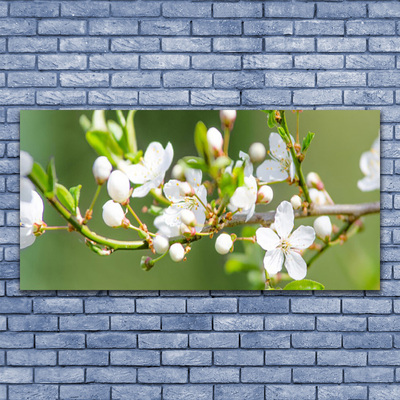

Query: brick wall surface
0,0,399,399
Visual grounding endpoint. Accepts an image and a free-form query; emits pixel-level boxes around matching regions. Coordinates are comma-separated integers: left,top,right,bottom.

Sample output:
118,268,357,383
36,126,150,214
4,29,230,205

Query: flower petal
359,150,373,176
160,142,174,173
143,142,165,167
290,225,315,250
256,160,288,183
230,186,253,209
163,179,184,203
245,203,255,222
20,150,33,177
20,227,36,249
357,176,380,192
285,250,307,281
185,168,202,188
154,214,181,238
131,181,155,198
274,201,294,239
263,248,284,276
20,177,34,203
269,132,289,161
124,164,148,184
256,227,280,251
289,161,296,181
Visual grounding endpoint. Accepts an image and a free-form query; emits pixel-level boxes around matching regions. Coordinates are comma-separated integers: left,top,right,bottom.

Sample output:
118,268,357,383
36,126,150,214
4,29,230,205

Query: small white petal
357,176,380,192
269,132,289,161
185,168,202,188
290,225,316,250
143,142,165,166
285,250,307,281
256,227,280,251
164,180,185,203
256,160,288,183
263,248,284,276
131,180,156,198
20,228,36,249
20,150,34,177
124,164,148,185
274,201,294,239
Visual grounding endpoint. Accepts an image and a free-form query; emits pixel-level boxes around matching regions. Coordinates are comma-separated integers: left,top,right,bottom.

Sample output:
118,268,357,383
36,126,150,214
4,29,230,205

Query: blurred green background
20,110,380,290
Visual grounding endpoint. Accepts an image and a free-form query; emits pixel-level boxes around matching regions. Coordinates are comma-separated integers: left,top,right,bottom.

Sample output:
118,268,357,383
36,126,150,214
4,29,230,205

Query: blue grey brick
369,316,400,331
110,350,160,366
162,38,210,53
369,71,400,87
370,38,400,53
136,298,185,313
60,38,108,53
90,54,138,70
0,3,6,17
214,38,262,53
242,89,291,106
112,385,161,400
189,332,238,348
264,2,314,18
291,298,340,313
87,332,136,348
3,246,16,261
0,297,31,313
163,2,209,17
265,350,315,365
214,350,263,366
0,263,19,279
60,384,110,400
214,315,263,331
89,19,138,35
345,89,393,105
241,367,291,383
295,55,344,69
9,37,57,53
139,333,187,349
343,333,392,349
7,349,56,366
162,315,211,331
244,20,292,36
85,298,135,313
59,350,109,366
141,20,189,36
86,367,136,383
318,71,366,87
89,90,138,105
163,385,212,400
343,299,391,314
295,20,344,36
369,350,400,366
9,385,58,399
347,20,396,36
293,367,342,383
39,19,86,35
60,72,109,88
193,20,241,36
62,2,110,17
265,37,314,53
33,298,82,314
292,332,341,349
318,385,367,400
214,3,262,18
0,55,35,70
187,298,237,313
112,2,160,17
0,367,32,383
140,90,188,106
10,2,59,17
0,19,36,36
381,125,394,140
317,3,366,18
239,297,289,313
141,54,189,70
318,350,366,366
37,90,86,105
370,386,400,400
192,54,241,70
6,142,19,158
265,385,315,400
382,229,392,245
0,333,33,348
8,315,57,331
112,70,161,88
162,350,211,366
35,367,84,383
345,367,393,383
190,367,239,383
60,315,109,331
369,2,400,18
265,315,314,331
317,316,366,331
111,315,160,330
138,367,187,383
265,72,315,88
243,54,292,70
294,89,342,105
318,38,367,53
0,160,19,174
163,71,211,88
38,54,87,70
214,72,264,89
112,38,160,53
346,55,395,69
215,385,264,400
381,263,393,279
191,90,240,106
241,332,290,349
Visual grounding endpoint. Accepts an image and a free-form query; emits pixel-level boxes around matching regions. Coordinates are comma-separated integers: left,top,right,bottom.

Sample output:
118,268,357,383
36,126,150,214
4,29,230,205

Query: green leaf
69,185,82,213
277,126,288,142
194,121,212,165
301,131,315,154
126,110,137,153
210,156,232,178
268,110,276,128
47,158,57,195
225,254,259,274
283,279,325,291
180,156,208,173
148,205,164,217
219,172,236,199
86,130,124,166
30,162,49,193
56,184,75,213
125,150,142,164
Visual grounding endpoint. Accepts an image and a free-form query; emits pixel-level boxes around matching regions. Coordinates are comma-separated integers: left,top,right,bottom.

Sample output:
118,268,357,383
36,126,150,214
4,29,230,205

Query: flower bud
207,127,224,153
249,142,266,163
306,172,324,190
290,195,302,210
153,235,169,255
180,223,191,236
257,185,273,204
102,200,126,227
92,156,112,185
313,216,332,240
181,209,196,227
107,170,130,203
179,182,192,197
171,164,184,180
215,233,233,255
309,188,327,205
220,110,237,129
169,242,185,262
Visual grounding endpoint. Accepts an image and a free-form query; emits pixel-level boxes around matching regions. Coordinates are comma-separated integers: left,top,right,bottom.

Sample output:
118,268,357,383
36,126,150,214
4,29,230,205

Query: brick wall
1,1,399,399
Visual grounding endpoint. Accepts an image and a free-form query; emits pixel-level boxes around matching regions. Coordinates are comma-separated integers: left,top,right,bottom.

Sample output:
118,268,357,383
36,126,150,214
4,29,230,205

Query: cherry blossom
256,201,315,280
358,136,380,192
20,188,44,249
229,175,258,222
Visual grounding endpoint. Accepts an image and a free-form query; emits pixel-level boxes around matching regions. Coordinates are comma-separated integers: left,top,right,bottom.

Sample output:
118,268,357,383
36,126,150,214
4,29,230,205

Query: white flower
215,233,233,255
313,216,332,240
256,132,296,184
20,189,44,249
290,195,302,210
93,156,112,185
169,243,185,262
20,150,33,177
161,169,208,237
123,142,174,198
230,175,258,222
102,200,126,227
207,127,224,153
154,213,181,238
226,151,254,178
257,185,273,204
256,201,315,281
220,110,237,128
358,136,380,192
171,164,184,180
107,170,130,203
249,142,266,163
180,209,196,227
309,188,328,205
153,235,170,255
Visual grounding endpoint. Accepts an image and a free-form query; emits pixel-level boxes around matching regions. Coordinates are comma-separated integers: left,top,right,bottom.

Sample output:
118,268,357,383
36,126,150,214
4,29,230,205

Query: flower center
279,239,291,254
